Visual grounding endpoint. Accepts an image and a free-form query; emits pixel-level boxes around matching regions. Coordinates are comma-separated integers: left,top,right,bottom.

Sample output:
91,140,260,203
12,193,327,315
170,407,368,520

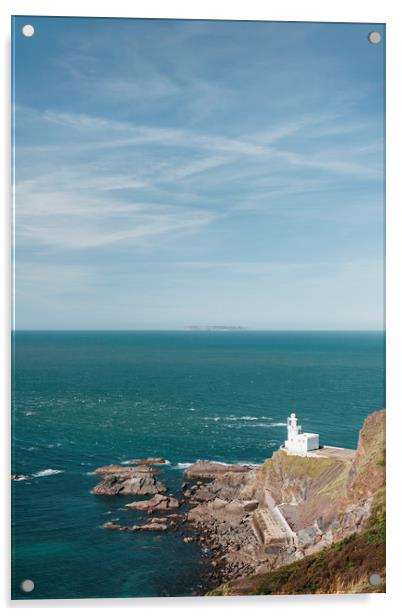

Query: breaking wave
203,415,273,422
32,469,64,478
173,462,193,469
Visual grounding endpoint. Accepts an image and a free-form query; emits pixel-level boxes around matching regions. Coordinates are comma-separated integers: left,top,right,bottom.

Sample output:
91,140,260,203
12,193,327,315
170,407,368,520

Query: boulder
243,500,259,512
126,494,179,511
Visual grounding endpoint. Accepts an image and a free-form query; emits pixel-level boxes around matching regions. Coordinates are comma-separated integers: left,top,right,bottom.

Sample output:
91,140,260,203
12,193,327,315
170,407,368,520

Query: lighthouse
284,413,319,454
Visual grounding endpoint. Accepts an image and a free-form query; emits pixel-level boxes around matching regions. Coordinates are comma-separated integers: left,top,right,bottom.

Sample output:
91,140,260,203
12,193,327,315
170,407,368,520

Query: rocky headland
91,410,385,595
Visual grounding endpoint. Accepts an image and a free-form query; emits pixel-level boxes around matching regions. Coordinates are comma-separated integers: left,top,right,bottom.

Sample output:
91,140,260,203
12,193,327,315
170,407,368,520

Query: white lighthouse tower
284,412,319,454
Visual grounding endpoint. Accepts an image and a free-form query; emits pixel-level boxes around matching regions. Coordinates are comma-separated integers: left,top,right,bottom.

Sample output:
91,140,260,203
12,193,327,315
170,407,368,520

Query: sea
11,330,385,600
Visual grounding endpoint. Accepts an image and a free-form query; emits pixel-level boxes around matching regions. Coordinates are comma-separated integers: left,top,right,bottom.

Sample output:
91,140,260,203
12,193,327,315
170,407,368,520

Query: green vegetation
263,450,339,480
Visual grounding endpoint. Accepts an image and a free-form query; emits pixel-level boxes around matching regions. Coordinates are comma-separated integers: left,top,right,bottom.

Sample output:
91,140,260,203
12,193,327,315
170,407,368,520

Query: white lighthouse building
284,413,319,454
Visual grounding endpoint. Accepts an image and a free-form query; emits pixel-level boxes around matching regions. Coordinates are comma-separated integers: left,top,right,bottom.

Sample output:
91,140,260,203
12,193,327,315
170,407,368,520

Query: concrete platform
280,444,355,461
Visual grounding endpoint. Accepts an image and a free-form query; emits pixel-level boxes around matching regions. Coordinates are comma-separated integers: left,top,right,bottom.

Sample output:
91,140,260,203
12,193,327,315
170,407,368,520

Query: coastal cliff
205,408,385,594
92,409,385,595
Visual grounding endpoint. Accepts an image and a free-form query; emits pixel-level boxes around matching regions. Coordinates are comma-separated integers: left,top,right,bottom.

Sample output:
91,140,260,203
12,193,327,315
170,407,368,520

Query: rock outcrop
184,460,253,480
347,408,386,501
91,467,166,496
126,494,179,511
103,520,168,532
11,474,32,481
102,514,183,533
95,464,160,475
123,457,168,465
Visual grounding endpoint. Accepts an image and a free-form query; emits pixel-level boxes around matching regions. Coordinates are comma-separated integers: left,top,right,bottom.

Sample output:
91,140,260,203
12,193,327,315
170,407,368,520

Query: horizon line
11,328,385,333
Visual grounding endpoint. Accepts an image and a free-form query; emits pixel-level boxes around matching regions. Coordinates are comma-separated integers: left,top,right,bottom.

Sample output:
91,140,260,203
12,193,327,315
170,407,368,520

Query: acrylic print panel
11,16,385,599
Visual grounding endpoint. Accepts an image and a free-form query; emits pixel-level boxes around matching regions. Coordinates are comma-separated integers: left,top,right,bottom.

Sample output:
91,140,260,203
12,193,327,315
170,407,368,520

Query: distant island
184,325,247,331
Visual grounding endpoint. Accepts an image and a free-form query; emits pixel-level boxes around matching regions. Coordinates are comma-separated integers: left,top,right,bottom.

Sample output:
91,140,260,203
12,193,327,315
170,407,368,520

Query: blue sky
13,17,385,330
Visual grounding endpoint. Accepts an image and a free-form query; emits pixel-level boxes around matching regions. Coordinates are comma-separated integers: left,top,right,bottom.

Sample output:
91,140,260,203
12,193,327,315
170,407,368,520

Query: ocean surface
11,330,385,600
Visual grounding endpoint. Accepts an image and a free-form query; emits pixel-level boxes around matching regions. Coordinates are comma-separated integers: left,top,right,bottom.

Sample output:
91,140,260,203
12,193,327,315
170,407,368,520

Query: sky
12,17,385,330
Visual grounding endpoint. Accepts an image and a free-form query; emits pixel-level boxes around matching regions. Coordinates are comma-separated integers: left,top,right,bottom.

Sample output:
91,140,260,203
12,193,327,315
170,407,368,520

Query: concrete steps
251,507,287,545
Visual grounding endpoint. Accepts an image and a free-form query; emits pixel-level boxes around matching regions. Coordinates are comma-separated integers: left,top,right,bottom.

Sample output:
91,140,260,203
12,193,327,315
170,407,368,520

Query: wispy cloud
13,17,384,328
14,103,382,254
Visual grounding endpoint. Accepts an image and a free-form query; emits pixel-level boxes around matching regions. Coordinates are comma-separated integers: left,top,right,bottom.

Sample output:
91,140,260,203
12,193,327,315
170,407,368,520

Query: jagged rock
243,500,259,512
131,522,168,532
11,474,32,481
103,521,123,530
126,494,179,511
95,464,159,476
183,536,194,543
123,457,167,465
295,525,319,547
148,517,168,524
91,472,166,496
185,460,253,480
210,497,227,510
347,409,386,500
103,519,168,532
166,513,184,524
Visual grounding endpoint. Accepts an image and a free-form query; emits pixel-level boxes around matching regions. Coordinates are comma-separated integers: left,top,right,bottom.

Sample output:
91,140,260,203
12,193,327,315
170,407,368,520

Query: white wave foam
210,415,274,422
174,459,261,469
33,469,64,478
120,459,171,466
246,422,287,428
222,415,260,421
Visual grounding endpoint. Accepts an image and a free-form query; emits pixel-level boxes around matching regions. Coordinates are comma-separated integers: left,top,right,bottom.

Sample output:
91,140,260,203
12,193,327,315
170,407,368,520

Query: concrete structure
284,413,319,454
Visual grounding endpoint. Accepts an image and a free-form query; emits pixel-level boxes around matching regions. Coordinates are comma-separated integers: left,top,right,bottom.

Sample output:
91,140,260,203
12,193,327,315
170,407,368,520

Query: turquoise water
11,331,385,599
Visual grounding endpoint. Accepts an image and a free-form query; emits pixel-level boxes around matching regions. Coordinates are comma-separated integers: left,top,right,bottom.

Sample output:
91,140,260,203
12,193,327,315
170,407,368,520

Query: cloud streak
13,17,384,329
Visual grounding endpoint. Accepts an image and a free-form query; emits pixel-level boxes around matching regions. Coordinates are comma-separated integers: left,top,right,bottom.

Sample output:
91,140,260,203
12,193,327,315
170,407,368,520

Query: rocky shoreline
90,410,386,594
90,457,260,588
